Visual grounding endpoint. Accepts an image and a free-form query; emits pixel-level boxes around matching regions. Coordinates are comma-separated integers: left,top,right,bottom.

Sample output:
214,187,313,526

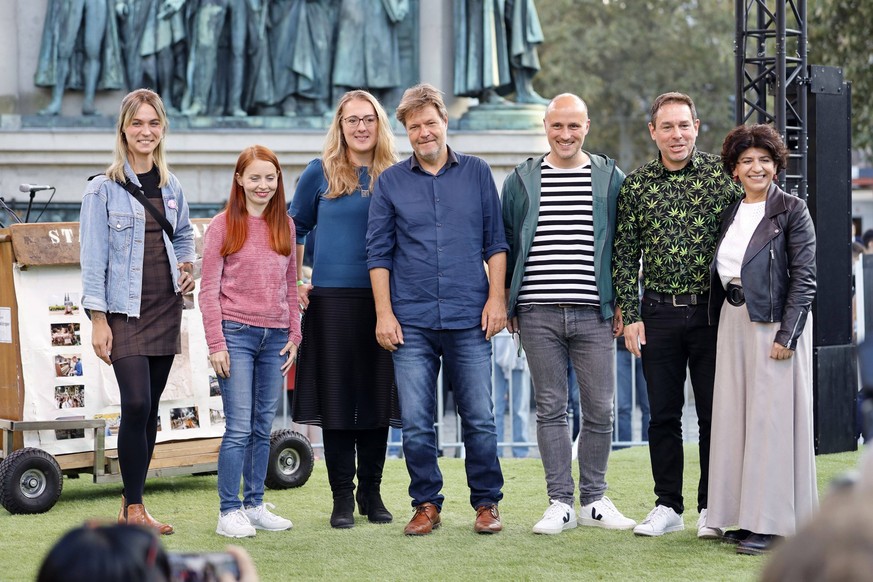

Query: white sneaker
633,505,685,537
532,500,577,535
216,508,256,538
244,502,293,531
696,508,723,539
579,496,637,530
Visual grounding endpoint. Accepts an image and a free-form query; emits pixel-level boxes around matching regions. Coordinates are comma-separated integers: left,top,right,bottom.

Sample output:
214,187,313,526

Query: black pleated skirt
292,287,401,429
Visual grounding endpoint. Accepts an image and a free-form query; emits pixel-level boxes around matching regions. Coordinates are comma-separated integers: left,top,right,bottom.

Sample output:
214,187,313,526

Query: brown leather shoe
120,496,174,535
404,502,441,536
142,507,175,535
125,503,148,527
474,504,502,534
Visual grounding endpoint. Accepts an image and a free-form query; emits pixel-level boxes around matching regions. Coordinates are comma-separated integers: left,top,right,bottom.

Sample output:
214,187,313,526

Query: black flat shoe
736,533,782,555
722,528,753,544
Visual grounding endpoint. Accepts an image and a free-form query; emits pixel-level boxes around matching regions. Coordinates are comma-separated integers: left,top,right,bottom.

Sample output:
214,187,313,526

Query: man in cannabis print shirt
613,92,740,539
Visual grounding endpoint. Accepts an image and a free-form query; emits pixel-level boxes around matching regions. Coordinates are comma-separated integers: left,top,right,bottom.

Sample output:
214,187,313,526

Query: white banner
15,263,225,455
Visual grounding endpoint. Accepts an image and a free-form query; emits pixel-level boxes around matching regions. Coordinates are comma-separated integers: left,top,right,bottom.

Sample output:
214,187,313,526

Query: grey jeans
517,304,616,506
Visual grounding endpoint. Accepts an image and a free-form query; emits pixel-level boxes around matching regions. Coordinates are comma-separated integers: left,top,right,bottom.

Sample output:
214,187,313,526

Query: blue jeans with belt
216,321,286,513
392,324,504,511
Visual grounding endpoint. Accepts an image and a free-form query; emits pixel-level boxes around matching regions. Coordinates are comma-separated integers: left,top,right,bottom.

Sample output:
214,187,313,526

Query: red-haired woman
199,145,302,538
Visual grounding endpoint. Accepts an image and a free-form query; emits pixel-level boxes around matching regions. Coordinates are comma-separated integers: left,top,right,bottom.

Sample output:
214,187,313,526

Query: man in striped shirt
502,93,635,535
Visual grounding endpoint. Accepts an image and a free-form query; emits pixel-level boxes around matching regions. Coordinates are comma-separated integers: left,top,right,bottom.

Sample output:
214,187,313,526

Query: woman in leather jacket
704,124,817,555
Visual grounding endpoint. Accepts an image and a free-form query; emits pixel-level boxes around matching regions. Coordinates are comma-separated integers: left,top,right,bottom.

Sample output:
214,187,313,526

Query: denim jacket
80,162,196,318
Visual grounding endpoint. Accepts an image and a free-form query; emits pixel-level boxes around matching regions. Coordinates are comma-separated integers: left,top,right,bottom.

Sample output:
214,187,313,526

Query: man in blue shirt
367,83,508,536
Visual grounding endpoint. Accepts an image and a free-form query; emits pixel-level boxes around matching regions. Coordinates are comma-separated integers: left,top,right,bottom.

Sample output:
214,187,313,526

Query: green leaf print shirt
613,149,741,324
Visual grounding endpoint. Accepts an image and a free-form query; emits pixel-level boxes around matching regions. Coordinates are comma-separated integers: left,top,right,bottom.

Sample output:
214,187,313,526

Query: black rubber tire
0,448,63,514
265,429,314,489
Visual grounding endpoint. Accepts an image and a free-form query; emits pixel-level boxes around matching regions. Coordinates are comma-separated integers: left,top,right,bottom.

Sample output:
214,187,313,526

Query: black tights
113,355,174,505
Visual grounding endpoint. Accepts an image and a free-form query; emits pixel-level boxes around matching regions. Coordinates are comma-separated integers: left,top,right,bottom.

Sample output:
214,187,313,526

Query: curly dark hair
721,123,789,177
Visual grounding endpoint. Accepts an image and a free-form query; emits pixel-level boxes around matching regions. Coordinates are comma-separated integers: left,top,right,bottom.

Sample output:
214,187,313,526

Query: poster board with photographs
12,221,225,456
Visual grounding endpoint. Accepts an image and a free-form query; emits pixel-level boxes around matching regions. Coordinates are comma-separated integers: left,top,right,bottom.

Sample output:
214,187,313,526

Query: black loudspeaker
806,66,853,347
813,345,858,453
804,66,858,454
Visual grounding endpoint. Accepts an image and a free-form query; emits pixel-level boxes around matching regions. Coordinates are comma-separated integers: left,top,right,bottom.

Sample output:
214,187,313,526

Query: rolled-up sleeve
366,172,396,271
479,159,509,261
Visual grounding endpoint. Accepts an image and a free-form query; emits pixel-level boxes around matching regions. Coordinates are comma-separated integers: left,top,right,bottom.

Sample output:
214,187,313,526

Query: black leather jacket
709,183,816,349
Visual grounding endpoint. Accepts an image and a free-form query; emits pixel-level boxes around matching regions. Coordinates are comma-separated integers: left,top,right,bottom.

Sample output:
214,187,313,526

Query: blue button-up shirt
367,147,509,330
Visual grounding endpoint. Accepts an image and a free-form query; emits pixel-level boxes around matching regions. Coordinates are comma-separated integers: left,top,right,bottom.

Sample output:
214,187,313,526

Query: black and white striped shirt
517,161,599,306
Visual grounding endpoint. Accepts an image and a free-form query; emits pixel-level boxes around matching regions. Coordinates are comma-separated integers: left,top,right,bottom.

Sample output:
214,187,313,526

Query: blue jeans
392,324,504,510
493,366,530,458
518,304,615,506
616,341,650,443
217,322,286,513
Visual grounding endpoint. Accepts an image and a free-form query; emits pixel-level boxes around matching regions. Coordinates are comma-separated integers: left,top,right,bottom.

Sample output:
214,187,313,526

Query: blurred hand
770,342,794,360
624,321,646,357
375,312,403,352
280,341,297,375
210,350,230,378
222,545,259,582
297,283,312,310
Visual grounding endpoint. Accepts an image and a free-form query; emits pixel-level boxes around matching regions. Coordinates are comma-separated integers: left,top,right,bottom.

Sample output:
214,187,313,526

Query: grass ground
0,445,862,581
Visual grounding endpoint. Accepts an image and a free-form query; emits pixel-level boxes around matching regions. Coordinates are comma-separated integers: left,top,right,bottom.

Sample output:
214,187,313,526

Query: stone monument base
457,103,546,131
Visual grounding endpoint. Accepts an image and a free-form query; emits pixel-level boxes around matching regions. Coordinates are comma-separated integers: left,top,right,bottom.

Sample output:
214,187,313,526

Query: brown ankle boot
125,503,148,527
121,495,174,534
142,507,175,535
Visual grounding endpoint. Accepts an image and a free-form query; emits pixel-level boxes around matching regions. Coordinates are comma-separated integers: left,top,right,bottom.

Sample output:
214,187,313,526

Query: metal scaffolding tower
734,0,808,199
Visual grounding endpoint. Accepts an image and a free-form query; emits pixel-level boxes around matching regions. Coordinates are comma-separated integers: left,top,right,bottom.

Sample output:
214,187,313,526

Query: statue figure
270,0,337,117
115,0,187,113
332,0,408,105
184,0,264,116
453,0,548,105
117,0,188,113
35,0,125,115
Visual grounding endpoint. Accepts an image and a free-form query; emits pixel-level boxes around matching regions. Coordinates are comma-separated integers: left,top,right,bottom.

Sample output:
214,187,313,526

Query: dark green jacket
501,152,625,319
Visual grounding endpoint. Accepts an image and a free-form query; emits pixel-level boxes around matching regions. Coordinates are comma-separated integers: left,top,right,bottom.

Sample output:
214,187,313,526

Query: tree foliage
809,0,873,159
533,0,736,171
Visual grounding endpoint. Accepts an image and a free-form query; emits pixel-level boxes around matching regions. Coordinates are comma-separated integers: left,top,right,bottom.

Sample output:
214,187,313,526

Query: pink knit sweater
199,212,302,354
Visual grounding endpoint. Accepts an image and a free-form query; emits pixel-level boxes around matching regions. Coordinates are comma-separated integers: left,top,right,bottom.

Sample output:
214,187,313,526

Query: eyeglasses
342,115,378,128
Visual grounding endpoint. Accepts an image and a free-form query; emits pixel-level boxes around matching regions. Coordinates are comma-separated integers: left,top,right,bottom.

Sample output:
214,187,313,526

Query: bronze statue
35,0,125,116
453,0,548,105
332,0,408,105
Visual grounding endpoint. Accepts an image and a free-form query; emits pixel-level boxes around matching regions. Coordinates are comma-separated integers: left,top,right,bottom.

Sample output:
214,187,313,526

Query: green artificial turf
0,445,862,581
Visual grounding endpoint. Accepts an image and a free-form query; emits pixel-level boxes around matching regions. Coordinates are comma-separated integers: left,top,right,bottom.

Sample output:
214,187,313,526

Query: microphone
19,184,53,193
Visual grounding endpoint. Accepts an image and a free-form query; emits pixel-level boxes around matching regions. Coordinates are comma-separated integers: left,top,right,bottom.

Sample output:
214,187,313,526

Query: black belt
644,290,707,307
726,283,745,306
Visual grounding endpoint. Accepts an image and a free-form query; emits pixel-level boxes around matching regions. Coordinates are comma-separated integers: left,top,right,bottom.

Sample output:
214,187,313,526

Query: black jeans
640,299,717,515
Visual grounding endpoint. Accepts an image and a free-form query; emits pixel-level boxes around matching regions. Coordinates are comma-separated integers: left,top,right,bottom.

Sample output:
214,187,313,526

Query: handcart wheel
0,448,63,514
265,429,314,489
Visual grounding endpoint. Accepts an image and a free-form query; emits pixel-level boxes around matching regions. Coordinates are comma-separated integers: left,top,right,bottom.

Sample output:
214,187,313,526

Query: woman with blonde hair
80,88,196,534
199,145,301,538
290,90,401,528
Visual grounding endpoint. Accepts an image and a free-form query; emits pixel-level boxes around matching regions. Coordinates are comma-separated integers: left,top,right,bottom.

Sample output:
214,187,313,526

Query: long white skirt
706,301,818,536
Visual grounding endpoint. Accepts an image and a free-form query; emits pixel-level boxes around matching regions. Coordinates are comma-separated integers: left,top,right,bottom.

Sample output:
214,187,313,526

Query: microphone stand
24,188,37,223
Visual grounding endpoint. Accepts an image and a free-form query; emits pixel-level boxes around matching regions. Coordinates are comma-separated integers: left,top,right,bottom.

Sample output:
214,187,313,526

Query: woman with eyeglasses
705,124,818,555
289,90,401,528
